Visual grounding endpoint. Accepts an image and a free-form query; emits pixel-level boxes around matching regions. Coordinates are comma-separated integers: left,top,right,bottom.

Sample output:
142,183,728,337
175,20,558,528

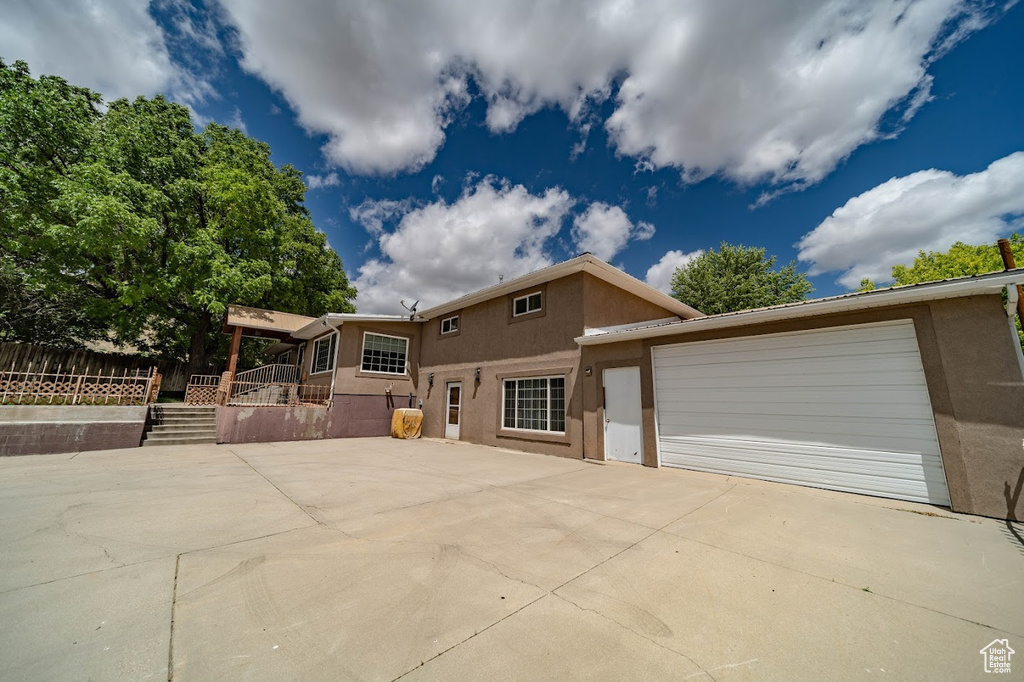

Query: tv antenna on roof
400,299,419,321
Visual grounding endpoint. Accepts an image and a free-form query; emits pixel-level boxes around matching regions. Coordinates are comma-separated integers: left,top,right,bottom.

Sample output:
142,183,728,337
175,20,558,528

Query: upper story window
513,291,543,317
440,315,459,334
310,333,337,374
361,332,408,375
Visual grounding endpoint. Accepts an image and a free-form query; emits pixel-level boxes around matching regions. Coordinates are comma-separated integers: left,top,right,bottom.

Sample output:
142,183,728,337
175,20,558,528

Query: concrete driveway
1,438,1021,680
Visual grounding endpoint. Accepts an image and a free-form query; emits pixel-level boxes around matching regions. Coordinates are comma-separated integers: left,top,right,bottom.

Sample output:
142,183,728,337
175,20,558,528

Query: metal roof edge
575,269,1024,346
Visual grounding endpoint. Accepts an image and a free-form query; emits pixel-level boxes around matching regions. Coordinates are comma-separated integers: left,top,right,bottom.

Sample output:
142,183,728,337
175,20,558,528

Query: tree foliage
0,59,355,372
670,243,813,315
859,234,1024,347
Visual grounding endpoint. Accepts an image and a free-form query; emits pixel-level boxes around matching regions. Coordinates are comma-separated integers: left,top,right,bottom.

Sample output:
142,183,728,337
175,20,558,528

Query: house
213,254,1024,520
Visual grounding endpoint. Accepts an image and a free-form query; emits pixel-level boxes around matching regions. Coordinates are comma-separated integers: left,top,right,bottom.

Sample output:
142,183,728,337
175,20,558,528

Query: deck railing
234,363,299,386
184,371,330,407
227,381,331,407
0,364,159,405
183,374,224,405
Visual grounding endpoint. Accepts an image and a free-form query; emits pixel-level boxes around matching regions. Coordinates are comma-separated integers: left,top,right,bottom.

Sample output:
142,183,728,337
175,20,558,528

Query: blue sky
3,0,1023,313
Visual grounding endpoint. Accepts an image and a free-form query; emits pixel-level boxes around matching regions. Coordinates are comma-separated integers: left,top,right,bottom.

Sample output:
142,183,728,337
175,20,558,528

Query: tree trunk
185,309,213,378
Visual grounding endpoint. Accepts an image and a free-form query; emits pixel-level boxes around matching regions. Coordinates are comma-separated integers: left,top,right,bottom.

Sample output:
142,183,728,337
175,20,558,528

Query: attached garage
651,320,951,505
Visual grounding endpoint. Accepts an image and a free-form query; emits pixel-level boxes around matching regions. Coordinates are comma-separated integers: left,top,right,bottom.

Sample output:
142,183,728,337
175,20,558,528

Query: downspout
1005,284,1024,381
328,319,343,407
996,239,1024,381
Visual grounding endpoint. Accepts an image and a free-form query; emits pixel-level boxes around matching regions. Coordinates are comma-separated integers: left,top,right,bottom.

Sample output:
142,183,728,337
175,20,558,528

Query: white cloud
351,178,573,313
0,0,213,105
227,106,247,133
215,0,994,184
645,249,704,293
571,203,654,261
797,151,1024,288
305,172,341,190
348,198,413,236
431,174,446,193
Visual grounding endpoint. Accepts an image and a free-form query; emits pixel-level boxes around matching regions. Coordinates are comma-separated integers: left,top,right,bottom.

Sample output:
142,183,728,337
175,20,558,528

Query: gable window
361,332,408,375
440,315,459,334
502,376,566,433
311,333,337,374
513,291,542,317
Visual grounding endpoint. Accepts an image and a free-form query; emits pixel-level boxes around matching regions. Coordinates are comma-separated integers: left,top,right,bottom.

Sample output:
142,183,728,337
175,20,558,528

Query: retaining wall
0,405,148,456
216,394,411,444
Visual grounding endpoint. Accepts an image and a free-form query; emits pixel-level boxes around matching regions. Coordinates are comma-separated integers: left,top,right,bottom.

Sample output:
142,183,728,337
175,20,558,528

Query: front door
604,367,643,463
445,382,462,439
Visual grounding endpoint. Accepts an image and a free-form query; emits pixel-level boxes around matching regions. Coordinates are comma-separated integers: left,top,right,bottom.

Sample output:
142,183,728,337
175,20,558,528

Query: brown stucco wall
419,274,586,458
217,392,419,444
581,295,1024,519
333,321,421,396
582,273,683,329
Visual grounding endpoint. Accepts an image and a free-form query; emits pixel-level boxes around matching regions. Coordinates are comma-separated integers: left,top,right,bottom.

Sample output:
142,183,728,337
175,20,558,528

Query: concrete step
151,406,216,415
142,435,218,446
150,417,217,426
146,426,216,437
148,422,217,433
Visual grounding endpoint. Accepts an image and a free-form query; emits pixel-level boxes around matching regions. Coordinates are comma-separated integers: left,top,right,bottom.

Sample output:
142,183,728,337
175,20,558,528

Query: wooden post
997,238,1024,320
227,326,243,380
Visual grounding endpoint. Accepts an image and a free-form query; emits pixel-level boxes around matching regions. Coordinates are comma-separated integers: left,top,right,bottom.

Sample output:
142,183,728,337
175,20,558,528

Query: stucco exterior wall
419,274,586,458
217,392,417,444
0,405,147,456
581,295,1024,519
582,273,682,329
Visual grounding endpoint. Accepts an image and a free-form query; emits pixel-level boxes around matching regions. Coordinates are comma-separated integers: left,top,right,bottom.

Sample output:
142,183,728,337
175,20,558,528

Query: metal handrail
234,363,299,386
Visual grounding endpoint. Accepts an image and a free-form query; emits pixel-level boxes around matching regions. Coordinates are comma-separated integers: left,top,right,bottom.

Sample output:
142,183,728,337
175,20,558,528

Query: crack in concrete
388,593,548,682
167,553,180,682
228,449,323,527
553,592,715,681
658,529,1024,639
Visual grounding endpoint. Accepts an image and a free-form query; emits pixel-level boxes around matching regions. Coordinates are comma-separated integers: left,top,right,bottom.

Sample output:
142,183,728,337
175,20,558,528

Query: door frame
602,366,644,464
445,381,462,440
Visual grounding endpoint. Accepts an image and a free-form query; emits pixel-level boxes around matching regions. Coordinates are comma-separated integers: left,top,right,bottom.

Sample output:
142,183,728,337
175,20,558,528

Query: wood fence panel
0,343,188,392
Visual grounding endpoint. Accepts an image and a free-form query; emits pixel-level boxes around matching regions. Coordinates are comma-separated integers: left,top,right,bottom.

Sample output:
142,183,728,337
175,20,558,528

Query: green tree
0,60,356,374
863,235,1024,347
670,243,814,315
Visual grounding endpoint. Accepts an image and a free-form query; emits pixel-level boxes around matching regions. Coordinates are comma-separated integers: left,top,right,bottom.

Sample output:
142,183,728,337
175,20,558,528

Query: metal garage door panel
653,321,950,505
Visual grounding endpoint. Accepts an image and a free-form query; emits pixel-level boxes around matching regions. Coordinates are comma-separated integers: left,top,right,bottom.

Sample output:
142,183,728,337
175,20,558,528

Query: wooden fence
0,343,188,392
0,366,159,406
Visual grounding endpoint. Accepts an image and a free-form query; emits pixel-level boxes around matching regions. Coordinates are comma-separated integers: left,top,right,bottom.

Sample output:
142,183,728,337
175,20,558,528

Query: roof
225,305,315,335
291,312,414,340
576,268,1024,345
416,253,703,320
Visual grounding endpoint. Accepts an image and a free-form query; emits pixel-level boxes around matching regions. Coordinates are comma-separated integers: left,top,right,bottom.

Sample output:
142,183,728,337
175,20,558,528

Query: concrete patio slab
555,530,1015,680
0,557,175,681
171,525,545,681
0,437,1021,680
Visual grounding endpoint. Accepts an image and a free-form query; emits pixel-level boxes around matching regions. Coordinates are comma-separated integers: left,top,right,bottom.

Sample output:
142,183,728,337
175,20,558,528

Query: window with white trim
513,291,542,316
502,376,566,433
310,333,337,374
277,350,293,365
361,332,408,374
440,315,459,334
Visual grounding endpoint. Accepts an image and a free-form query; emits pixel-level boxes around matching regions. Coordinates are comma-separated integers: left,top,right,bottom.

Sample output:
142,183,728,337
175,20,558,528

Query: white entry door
652,320,950,505
445,382,461,439
604,367,643,464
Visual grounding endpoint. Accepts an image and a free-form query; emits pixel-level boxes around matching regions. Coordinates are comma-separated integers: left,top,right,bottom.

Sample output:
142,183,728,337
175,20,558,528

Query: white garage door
652,320,949,505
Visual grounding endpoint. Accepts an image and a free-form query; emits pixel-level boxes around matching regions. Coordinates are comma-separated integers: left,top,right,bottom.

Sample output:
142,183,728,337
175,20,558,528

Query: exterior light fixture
428,373,434,387
474,367,481,383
